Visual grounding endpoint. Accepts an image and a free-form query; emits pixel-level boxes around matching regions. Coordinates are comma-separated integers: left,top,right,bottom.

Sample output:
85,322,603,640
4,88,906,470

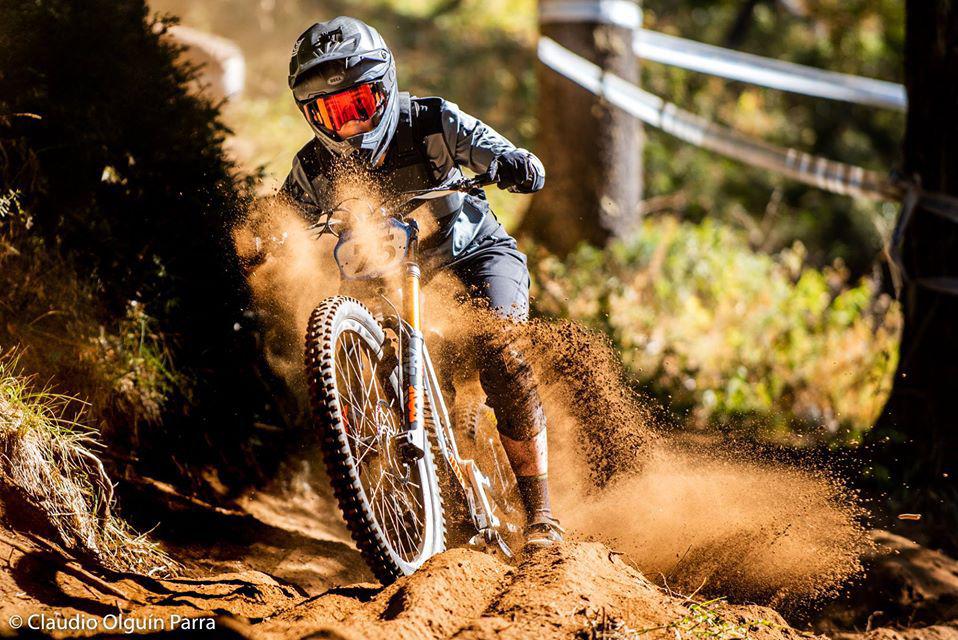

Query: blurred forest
152,0,903,269
150,0,905,444
0,0,909,497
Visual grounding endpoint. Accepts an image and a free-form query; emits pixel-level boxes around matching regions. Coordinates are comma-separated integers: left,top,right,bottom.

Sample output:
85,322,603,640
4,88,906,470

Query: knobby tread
422,387,455,537
305,296,445,584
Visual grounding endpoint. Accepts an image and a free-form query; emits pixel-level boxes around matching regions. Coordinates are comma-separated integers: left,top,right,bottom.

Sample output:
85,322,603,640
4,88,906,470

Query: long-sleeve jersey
280,94,517,264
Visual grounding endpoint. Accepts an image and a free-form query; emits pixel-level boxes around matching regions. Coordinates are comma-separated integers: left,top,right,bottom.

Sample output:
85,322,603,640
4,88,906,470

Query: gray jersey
281,95,517,263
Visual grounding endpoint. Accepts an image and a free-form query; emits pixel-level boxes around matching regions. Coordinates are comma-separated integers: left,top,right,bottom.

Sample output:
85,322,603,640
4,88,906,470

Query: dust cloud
232,168,402,384
234,187,868,611
553,439,867,608
234,196,339,386
511,319,869,610
404,304,869,609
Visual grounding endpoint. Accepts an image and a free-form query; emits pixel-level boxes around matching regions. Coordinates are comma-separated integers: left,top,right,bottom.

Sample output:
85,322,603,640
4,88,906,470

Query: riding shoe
523,515,564,548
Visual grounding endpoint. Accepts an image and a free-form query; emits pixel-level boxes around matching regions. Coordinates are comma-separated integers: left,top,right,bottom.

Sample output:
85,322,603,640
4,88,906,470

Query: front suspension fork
397,223,427,462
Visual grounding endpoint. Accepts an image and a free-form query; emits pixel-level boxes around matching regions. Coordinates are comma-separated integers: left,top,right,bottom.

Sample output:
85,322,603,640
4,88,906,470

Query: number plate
334,217,412,280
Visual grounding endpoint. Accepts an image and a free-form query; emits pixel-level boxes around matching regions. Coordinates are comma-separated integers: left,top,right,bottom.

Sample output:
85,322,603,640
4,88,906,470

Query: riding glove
488,149,546,193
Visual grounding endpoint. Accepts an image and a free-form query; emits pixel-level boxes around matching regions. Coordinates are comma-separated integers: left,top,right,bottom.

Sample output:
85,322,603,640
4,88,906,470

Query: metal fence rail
538,37,902,201
537,0,905,111
633,29,906,111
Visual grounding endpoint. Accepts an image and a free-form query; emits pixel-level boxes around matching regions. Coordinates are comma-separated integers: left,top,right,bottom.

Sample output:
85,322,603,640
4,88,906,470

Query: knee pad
495,402,547,441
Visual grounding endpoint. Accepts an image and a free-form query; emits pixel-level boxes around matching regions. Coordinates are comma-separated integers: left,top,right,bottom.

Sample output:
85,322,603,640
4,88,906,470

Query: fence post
521,0,643,255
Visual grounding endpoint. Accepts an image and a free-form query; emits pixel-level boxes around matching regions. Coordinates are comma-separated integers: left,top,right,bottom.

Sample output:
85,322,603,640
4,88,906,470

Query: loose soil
2,466,957,640
0,480,816,640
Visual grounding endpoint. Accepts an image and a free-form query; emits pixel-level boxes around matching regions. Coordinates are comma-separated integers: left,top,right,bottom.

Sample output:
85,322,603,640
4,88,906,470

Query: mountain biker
280,16,562,547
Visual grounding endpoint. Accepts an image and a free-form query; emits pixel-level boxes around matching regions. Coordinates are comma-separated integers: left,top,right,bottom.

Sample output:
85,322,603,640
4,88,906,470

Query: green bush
529,216,900,443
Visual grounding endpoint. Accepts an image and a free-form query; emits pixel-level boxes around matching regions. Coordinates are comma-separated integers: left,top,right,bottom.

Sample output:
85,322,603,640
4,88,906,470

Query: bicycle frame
323,173,512,556
421,345,505,539
394,220,509,554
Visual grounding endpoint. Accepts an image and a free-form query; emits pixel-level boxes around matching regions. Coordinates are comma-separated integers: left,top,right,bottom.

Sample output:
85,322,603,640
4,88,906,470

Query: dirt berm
4,479,958,640
0,515,810,640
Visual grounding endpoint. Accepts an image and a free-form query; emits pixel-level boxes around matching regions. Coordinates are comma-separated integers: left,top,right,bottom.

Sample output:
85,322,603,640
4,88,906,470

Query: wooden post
520,0,643,255
870,0,958,553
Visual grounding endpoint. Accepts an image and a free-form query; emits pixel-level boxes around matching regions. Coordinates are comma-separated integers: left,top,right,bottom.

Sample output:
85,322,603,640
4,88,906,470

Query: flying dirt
233,193,869,608
0,177,884,639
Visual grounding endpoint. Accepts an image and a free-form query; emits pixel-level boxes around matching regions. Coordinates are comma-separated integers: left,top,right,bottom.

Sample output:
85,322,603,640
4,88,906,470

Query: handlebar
308,171,496,238
403,171,495,201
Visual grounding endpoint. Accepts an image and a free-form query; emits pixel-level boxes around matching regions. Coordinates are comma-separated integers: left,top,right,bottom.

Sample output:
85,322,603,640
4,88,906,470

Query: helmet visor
300,82,386,140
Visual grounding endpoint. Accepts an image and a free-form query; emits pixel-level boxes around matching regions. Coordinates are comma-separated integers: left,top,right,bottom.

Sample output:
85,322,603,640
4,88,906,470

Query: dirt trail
0,454,843,639
0,489,297,638
113,470,372,596
252,541,817,640
0,484,816,640
817,530,958,640
3,464,957,640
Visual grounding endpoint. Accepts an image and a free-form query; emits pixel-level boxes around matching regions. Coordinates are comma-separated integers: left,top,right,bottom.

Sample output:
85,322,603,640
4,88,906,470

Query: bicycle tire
305,296,446,584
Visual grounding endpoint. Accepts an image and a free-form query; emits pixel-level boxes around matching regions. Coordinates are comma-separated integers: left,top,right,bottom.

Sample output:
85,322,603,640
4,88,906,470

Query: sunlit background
150,0,904,442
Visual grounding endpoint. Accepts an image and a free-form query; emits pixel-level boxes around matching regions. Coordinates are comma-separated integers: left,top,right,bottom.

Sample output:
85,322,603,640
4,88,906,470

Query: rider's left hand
488,149,545,194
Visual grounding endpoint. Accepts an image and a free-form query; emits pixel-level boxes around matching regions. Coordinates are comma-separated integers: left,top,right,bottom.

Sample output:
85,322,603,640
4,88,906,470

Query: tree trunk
871,0,958,552
519,1,643,255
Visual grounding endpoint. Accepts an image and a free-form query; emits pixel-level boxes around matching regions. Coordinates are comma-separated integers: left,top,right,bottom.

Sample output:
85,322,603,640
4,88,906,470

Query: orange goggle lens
301,84,383,136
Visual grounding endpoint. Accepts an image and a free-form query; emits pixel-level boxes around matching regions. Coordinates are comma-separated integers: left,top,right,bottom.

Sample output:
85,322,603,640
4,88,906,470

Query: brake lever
469,171,496,190
403,171,496,201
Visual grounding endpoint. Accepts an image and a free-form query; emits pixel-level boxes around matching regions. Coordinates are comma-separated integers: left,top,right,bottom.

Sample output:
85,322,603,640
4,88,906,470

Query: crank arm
459,458,502,532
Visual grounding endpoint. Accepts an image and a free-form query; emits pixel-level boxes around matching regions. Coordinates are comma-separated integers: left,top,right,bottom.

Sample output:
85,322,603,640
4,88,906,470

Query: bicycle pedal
468,529,514,559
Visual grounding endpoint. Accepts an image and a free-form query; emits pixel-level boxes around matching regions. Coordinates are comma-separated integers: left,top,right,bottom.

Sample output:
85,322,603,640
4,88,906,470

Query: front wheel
305,296,446,584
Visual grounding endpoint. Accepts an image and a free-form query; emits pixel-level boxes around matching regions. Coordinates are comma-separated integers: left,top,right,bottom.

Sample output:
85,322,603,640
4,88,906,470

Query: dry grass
576,592,793,640
0,355,177,576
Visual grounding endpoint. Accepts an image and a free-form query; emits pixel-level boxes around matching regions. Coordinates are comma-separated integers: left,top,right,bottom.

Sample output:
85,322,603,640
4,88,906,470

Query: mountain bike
304,174,518,584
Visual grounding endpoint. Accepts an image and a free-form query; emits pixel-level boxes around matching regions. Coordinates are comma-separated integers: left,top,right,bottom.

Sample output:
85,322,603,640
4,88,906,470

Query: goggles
300,82,386,139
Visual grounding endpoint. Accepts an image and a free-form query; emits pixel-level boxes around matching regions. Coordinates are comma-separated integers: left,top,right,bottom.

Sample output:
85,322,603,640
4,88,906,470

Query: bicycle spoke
334,329,428,563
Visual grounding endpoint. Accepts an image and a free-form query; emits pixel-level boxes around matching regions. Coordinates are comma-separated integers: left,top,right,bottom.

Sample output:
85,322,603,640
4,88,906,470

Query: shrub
0,190,179,445
529,216,900,443
0,1,288,485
